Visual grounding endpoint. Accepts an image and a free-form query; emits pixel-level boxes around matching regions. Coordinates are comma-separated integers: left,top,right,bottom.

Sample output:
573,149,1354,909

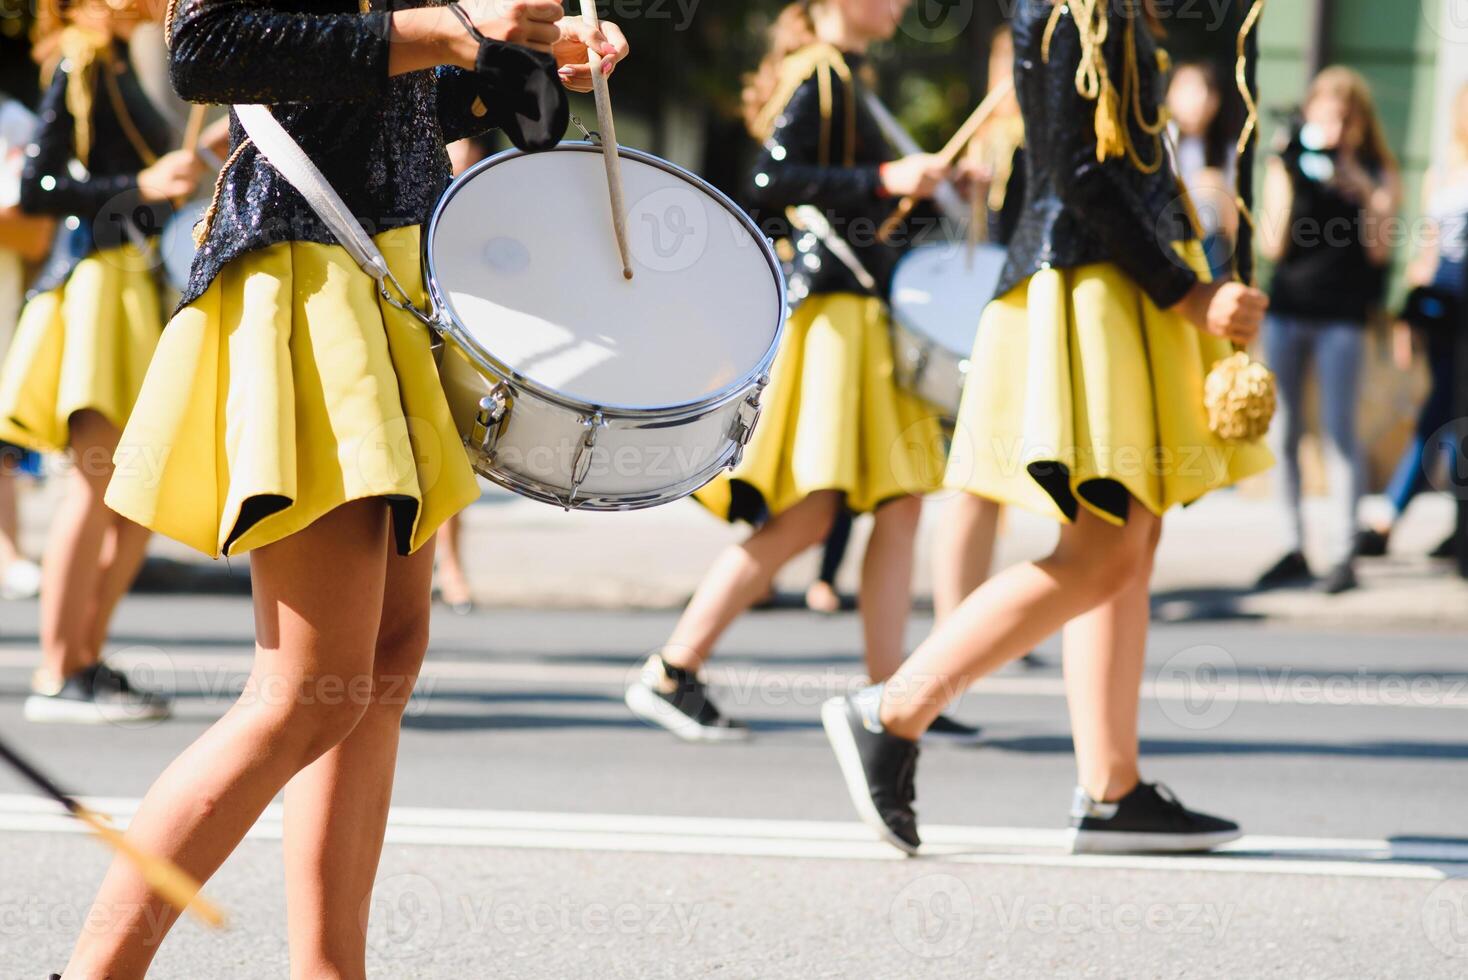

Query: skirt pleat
0,247,163,453
945,259,1273,525
694,292,947,523
106,226,480,558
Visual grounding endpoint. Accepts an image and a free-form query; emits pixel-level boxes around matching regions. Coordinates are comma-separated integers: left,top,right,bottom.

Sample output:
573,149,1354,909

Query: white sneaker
0,559,41,599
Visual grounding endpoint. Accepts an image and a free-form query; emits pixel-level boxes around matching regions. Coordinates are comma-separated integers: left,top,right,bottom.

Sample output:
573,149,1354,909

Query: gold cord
1233,0,1268,286
195,137,250,247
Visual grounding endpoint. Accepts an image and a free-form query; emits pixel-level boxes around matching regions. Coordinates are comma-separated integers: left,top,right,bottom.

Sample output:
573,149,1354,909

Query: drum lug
567,411,607,509
469,384,512,461
909,346,930,387
729,375,769,469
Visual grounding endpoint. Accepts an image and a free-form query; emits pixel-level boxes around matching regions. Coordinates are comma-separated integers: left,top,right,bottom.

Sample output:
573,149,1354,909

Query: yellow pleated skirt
945,259,1273,525
0,246,163,453
694,292,947,523
105,225,480,558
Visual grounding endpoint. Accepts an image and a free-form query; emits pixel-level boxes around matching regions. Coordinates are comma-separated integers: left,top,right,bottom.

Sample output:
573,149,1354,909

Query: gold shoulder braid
752,43,857,168
51,26,110,167
1203,0,1275,444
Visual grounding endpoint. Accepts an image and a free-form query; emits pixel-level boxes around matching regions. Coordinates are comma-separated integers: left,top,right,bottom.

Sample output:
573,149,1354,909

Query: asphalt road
1,595,1466,978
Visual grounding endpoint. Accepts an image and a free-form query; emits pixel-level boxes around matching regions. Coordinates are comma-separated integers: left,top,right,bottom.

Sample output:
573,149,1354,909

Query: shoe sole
820,697,918,856
623,683,749,743
1069,826,1243,854
22,695,171,725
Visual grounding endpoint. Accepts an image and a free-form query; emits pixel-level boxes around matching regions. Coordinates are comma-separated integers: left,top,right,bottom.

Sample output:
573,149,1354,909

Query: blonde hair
742,2,820,137
1307,66,1398,174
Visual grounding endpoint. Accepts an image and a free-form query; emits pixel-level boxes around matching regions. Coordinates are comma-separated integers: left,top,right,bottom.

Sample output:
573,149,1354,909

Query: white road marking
0,649,1464,711
0,795,1461,881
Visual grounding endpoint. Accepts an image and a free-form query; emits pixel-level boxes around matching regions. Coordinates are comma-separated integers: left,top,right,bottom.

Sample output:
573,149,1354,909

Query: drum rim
424,141,786,419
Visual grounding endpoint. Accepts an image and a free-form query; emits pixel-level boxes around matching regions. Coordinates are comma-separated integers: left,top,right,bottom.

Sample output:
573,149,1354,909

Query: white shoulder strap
234,104,428,319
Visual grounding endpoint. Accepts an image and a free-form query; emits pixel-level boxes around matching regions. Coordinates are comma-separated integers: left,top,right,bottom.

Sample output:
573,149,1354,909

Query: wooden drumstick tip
623,267,634,280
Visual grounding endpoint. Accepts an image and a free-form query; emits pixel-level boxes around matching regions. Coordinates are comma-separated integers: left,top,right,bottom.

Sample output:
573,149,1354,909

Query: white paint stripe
0,795,1459,880
1,649,1464,711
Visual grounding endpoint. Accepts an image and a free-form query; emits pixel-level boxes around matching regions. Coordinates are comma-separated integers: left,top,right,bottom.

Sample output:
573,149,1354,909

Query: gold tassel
1093,80,1125,161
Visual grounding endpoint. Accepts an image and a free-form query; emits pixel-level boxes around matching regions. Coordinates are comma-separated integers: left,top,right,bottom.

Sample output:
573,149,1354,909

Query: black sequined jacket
21,40,177,296
746,53,937,305
166,0,567,308
999,0,1200,309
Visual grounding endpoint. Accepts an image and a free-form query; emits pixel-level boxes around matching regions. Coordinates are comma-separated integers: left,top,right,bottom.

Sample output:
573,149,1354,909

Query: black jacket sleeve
435,40,567,151
18,64,140,220
746,72,883,216
1050,18,1199,309
168,0,393,105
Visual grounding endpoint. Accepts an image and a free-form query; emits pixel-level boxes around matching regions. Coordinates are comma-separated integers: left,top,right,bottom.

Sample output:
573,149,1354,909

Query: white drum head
429,148,782,409
889,243,1008,357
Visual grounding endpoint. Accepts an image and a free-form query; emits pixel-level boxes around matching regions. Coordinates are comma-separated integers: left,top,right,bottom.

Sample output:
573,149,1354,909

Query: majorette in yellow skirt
945,245,1273,525
694,291,947,523
104,226,480,557
0,245,162,453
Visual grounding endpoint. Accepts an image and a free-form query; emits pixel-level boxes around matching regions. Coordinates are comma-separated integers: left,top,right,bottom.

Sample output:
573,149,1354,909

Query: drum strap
787,205,875,293
233,103,432,325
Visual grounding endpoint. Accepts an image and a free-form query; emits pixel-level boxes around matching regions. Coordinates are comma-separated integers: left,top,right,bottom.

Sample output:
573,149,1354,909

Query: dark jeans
1385,335,1460,516
1264,314,1366,565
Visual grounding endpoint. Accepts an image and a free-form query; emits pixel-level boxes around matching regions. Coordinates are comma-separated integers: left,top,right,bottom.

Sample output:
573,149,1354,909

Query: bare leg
932,493,1001,624
284,535,436,979
880,502,1158,740
435,512,471,608
1062,516,1161,801
62,500,391,979
860,495,922,683
84,512,153,660
38,411,121,683
0,460,21,568
662,490,841,671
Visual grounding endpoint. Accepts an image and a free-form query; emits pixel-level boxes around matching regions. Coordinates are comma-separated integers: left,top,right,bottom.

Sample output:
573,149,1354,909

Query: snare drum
888,242,1007,418
424,143,786,511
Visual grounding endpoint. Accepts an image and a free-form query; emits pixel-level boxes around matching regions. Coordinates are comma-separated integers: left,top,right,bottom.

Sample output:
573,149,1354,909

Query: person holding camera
1255,67,1401,595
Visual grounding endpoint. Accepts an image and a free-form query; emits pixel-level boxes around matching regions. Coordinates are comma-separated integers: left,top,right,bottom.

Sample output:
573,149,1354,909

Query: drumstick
578,0,633,281
877,78,1014,244
0,733,225,928
173,104,209,211
181,103,207,154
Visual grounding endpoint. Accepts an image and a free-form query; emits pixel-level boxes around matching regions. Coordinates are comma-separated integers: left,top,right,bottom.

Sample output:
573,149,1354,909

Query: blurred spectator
1255,67,1401,595
0,90,48,599
1357,83,1468,561
1168,60,1237,280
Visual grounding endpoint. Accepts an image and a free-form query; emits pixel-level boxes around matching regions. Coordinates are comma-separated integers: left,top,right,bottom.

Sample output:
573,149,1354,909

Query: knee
368,614,430,720
248,676,373,764
1057,522,1157,605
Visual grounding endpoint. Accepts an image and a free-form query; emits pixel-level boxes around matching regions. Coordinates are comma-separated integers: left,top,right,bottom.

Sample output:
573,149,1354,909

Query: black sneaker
1070,782,1241,854
23,662,172,725
1319,560,1358,595
821,687,921,854
624,655,749,742
1353,528,1389,558
922,713,982,746
1254,550,1313,590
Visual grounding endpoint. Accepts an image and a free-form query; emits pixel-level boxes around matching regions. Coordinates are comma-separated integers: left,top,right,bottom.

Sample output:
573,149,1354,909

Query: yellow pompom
1204,351,1276,442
